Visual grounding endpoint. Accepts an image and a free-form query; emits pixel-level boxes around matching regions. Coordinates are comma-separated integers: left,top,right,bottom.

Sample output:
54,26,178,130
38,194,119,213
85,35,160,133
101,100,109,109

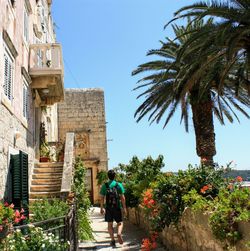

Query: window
23,81,28,119
23,5,29,42
3,48,14,102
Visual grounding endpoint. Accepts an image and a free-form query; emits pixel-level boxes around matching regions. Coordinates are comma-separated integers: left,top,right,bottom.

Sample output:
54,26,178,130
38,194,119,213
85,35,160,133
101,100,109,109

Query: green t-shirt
100,180,125,208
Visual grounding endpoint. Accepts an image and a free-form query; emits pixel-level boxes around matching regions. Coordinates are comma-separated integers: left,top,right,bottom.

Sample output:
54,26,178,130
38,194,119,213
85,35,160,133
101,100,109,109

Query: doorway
85,168,93,203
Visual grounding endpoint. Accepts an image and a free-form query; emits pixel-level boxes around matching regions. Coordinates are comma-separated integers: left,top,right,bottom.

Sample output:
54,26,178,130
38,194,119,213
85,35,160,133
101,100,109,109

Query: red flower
20,215,26,220
4,202,9,207
151,242,157,249
14,217,20,223
236,176,243,182
15,210,20,218
142,238,151,251
200,184,212,194
0,225,3,232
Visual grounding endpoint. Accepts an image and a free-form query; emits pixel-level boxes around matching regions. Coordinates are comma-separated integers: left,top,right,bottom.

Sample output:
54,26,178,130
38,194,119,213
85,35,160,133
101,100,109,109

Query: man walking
100,170,127,248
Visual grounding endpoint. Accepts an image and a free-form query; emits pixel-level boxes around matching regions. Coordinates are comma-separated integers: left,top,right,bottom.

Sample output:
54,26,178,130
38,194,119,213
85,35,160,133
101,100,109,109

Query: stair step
33,167,63,173
32,173,62,179
36,162,64,168
29,192,61,199
31,179,62,185
30,185,61,192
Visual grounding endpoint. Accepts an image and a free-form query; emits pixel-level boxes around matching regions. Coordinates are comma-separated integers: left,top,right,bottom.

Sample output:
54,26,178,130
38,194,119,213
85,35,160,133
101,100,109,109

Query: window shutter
3,51,13,101
4,55,9,98
11,151,29,216
24,8,29,42
20,151,29,217
8,61,12,100
11,154,21,208
23,84,28,118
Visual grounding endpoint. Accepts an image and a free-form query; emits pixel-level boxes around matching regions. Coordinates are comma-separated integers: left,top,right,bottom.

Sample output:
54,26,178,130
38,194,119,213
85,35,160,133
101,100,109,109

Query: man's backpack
105,182,120,208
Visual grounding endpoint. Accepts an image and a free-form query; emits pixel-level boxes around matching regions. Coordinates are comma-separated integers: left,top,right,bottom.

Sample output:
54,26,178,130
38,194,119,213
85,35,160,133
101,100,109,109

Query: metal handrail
13,202,78,251
14,216,65,230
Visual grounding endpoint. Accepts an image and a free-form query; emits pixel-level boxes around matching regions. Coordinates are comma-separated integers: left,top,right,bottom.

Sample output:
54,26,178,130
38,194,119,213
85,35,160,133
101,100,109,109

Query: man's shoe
117,234,123,244
110,240,116,248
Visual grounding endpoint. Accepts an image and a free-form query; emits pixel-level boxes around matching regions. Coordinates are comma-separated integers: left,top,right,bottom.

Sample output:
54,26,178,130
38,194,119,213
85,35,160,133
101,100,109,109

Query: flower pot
40,156,50,162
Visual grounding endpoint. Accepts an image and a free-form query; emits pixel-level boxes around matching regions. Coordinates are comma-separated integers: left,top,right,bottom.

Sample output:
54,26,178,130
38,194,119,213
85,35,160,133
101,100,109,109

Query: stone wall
128,207,250,251
0,104,35,199
58,88,108,203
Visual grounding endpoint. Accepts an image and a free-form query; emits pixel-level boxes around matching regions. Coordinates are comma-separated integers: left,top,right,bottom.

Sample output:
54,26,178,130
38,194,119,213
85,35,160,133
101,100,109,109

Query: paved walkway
79,207,165,251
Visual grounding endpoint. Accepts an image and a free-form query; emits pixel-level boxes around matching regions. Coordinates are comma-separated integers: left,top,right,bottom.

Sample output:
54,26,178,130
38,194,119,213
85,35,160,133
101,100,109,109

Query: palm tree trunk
190,90,216,166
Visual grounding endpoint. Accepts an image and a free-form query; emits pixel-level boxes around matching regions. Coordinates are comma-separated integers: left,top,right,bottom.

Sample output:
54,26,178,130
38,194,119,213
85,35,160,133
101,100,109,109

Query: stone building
0,0,64,206
58,89,108,203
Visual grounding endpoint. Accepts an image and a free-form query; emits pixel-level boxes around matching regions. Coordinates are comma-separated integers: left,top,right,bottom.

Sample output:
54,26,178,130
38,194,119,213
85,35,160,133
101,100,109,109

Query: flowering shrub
183,176,250,248
141,232,158,251
150,165,229,231
1,225,69,250
0,202,26,232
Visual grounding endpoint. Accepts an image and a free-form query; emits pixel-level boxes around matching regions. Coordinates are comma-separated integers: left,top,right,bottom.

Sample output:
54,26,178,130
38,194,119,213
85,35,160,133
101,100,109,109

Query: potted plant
55,141,65,162
40,141,51,162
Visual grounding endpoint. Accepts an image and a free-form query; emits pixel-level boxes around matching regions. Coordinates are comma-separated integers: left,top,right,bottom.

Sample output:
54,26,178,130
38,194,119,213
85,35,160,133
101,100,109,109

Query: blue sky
52,0,250,172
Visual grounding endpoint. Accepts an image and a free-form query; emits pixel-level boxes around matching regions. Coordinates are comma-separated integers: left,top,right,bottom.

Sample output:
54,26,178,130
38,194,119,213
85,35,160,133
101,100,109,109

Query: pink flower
236,176,243,182
20,215,26,220
9,203,14,209
14,217,20,223
15,210,20,218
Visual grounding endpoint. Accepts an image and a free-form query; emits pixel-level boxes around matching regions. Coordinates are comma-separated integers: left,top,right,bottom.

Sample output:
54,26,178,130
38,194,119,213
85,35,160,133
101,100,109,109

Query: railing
14,202,78,251
61,133,75,196
29,43,63,73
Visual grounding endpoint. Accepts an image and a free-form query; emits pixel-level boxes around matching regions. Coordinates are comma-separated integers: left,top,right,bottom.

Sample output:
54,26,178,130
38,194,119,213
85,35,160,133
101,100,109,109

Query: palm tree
170,0,250,92
132,20,250,166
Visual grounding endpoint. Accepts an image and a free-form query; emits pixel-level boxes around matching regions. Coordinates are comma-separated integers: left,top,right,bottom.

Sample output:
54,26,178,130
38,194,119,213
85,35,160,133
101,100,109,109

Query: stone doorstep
32,173,62,179
36,162,64,168
30,185,61,192
29,191,61,199
31,179,62,185
33,167,63,173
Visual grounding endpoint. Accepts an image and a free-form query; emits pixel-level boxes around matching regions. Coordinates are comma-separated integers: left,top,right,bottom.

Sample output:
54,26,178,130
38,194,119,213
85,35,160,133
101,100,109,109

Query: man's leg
108,222,116,247
117,222,124,244
115,208,124,245
117,222,123,236
108,222,115,240
105,208,116,247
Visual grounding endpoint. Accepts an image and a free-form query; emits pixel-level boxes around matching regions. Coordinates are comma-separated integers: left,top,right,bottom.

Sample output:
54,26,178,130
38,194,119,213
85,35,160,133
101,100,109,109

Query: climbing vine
73,157,93,240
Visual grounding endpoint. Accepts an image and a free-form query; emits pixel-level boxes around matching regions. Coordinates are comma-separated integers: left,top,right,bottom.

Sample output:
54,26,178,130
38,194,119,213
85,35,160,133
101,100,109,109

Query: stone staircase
29,162,64,203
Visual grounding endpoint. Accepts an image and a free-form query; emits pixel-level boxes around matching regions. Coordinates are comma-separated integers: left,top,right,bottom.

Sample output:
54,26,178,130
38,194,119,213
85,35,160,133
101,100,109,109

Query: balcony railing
29,43,63,76
29,43,64,105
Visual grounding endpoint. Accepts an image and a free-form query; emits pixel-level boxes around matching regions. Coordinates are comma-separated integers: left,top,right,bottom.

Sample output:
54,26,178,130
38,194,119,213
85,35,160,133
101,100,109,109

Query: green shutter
20,151,29,217
11,151,29,216
11,154,21,208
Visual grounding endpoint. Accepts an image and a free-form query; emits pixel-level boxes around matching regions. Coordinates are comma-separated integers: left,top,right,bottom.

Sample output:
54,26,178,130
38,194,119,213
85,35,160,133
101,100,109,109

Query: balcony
29,43,64,105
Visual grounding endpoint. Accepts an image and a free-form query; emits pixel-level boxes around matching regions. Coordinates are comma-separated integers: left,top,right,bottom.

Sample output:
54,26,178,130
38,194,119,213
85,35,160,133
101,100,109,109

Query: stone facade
0,0,62,200
58,88,108,203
